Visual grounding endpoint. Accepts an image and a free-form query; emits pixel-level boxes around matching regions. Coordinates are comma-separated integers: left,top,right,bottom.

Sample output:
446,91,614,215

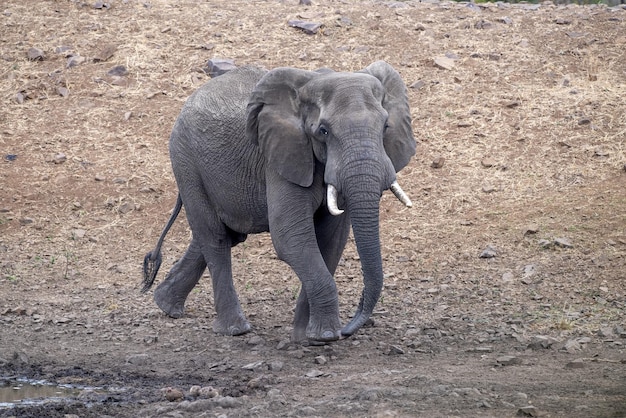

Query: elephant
141,61,416,343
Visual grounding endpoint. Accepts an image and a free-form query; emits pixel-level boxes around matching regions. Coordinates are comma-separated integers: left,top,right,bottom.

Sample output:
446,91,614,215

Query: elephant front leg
154,241,206,318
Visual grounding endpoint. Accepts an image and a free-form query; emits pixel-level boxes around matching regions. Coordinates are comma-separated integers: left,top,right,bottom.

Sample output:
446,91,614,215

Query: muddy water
0,379,80,406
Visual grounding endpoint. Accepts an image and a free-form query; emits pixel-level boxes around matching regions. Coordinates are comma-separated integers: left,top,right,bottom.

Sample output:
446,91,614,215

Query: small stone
554,237,573,248
305,369,324,378
163,387,184,402
578,118,591,125
564,339,582,353
107,65,128,77
242,360,264,371
126,353,150,365
431,156,445,168
216,396,240,408
287,20,322,35
387,345,405,355
517,406,539,417
72,229,86,239
57,87,69,97
434,56,455,70
479,245,497,258
66,55,85,68
481,157,496,168
205,58,237,77
523,225,539,235
496,355,520,366
410,80,426,90
94,174,106,182
118,202,135,214
54,153,67,164
538,239,553,249
269,361,284,371
598,327,615,338
314,355,327,365
565,358,585,369
501,272,514,283
504,100,520,109
124,111,132,121
482,184,496,193
19,217,34,226
247,335,265,346
27,47,45,61
94,44,117,62
523,264,536,277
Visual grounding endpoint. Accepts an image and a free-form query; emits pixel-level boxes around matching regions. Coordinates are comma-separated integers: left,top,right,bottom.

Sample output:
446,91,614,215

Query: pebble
216,396,240,408
287,20,322,35
523,225,539,235
126,353,150,365
479,245,497,258
27,47,45,61
554,237,573,248
431,156,445,168
517,405,539,417
565,358,585,369
314,355,327,365
242,360,264,371
206,58,237,78
481,157,496,168
305,369,324,378
434,56,455,70
269,360,284,371
496,355,521,366
108,65,128,77
54,153,67,164
162,387,184,402
482,184,496,193
247,335,265,346
199,386,219,398
66,55,85,68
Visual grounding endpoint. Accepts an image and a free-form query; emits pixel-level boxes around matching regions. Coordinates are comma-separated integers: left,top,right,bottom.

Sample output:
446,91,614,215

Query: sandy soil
1,0,625,417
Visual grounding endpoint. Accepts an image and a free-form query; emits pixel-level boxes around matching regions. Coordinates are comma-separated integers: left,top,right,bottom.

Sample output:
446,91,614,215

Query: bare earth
1,0,625,417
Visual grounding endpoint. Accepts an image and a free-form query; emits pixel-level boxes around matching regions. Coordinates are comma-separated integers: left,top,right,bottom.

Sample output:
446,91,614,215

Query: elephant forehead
303,73,384,106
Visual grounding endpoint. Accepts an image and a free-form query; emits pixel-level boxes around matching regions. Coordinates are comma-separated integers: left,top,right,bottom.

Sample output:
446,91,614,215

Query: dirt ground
1,0,625,417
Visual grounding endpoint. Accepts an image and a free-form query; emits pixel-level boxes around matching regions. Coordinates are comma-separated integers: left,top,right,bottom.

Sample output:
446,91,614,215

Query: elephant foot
154,282,187,319
213,316,251,336
305,316,341,343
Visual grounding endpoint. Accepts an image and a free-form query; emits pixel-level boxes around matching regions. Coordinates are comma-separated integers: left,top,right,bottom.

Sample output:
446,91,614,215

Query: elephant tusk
390,181,413,208
326,184,345,216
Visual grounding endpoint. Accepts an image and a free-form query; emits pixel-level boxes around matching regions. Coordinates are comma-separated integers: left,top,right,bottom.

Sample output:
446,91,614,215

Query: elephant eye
318,126,329,136
384,122,390,132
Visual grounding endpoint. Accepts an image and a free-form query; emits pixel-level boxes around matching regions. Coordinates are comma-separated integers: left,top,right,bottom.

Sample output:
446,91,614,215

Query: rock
523,264,536,277
410,80,426,90
501,272,514,283
287,20,322,35
93,44,117,62
479,245,497,258
314,355,327,365
517,405,539,417
72,229,86,239
481,157,496,168
538,239,553,249
216,396,240,408
27,47,45,61
247,335,265,346
19,217,34,226
299,0,312,4
598,327,615,338
523,225,539,236
554,237,573,248
57,87,69,98
564,339,582,353
305,369,324,378
482,184,496,193
66,55,85,68
386,344,405,355
54,153,67,164
528,335,558,350
565,358,585,369
578,118,591,125
94,1,111,9
126,353,150,365
269,360,284,371
163,387,184,402
205,58,237,78
242,360,264,371
118,202,135,214
434,56,455,70
431,156,445,168
107,65,128,77
496,355,521,366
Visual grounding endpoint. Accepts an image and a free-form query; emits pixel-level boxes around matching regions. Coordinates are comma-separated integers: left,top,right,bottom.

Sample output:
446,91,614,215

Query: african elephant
142,61,416,343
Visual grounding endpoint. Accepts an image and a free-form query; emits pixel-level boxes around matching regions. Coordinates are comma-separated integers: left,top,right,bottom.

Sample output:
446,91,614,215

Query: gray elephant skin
142,61,416,343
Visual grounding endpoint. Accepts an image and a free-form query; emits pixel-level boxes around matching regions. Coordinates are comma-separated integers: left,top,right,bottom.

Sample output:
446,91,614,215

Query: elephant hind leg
154,240,206,318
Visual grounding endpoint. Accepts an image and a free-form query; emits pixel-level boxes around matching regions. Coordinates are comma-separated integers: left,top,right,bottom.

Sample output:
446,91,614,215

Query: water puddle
0,378,82,408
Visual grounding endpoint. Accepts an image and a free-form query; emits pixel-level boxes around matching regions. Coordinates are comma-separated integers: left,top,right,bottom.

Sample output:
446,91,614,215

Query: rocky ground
1,0,625,417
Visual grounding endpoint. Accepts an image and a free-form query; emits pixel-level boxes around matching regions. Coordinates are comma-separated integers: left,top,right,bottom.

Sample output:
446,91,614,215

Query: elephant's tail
141,194,183,293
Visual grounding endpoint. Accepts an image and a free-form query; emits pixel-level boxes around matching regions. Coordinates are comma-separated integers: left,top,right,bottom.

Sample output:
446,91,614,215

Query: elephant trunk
340,168,387,337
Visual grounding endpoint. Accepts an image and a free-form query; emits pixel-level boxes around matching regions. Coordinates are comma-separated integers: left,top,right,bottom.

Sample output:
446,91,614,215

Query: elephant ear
361,61,416,172
246,68,317,187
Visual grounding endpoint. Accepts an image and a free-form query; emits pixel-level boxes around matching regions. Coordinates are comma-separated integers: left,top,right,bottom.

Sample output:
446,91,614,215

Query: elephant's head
246,61,416,337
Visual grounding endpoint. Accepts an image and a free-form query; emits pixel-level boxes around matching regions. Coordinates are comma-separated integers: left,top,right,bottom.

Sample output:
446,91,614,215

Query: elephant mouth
326,182,412,216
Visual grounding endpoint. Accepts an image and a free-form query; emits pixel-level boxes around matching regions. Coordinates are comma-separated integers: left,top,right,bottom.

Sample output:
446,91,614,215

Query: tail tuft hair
141,250,162,293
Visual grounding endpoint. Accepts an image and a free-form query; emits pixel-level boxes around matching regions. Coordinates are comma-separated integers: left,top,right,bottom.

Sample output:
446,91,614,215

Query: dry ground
1,0,625,417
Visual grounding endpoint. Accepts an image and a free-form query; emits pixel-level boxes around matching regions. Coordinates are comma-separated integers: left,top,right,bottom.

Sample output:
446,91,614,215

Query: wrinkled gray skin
142,61,416,342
